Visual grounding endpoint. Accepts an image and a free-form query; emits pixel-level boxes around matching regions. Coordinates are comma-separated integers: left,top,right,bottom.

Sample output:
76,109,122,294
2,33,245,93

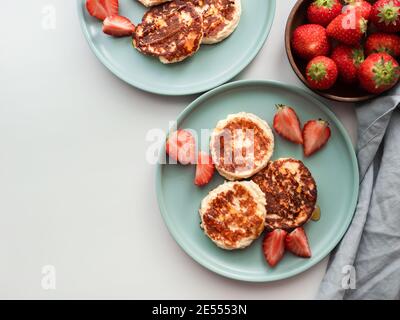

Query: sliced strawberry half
262,229,288,267
166,129,196,165
86,0,119,21
285,227,312,258
273,104,303,145
103,15,135,37
194,152,215,187
303,119,331,157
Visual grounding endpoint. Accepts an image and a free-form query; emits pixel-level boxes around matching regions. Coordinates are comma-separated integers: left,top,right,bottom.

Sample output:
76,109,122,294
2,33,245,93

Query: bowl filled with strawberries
285,0,400,102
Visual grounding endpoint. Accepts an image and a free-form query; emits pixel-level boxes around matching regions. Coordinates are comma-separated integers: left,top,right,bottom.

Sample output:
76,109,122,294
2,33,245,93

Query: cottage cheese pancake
137,0,172,7
190,0,241,44
199,181,266,250
133,1,203,63
252,158,317,231
210,112,274,181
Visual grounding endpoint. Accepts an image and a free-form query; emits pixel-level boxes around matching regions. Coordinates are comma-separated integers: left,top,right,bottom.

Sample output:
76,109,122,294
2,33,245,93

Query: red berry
194,152,215,187
343,0,372,19
371,0,400,33
307,0,343,27
273,104,303,144
358,52,400,94
303,119,331,157
285,227,312,258
86,0,119,21
166,129,196,165
331,44,364,84
103,15,135,37
262,229,288,267
327,10,368,45
306,56,338,90
365,32,400,57
291,24,330,60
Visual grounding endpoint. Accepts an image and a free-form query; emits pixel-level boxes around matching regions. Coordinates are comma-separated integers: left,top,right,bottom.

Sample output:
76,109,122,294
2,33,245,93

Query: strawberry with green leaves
307,0,343,27
365,32,400,57
327,10,367,45
358,52,400,93
291,24,330,60
371,0,400,33
306,56,338,90
331,45,365,84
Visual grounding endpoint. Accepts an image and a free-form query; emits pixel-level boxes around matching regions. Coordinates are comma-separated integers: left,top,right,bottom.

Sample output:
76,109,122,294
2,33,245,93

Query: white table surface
0,0,357,299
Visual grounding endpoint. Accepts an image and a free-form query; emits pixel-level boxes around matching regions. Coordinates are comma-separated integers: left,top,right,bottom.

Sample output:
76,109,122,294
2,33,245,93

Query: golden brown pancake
210,112,274,180
133,0,203,63
199,181,266,250
252,158,317,231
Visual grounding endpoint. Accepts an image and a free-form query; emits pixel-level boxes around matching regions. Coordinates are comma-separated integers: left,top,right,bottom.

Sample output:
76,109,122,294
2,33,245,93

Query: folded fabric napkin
317,86,400,300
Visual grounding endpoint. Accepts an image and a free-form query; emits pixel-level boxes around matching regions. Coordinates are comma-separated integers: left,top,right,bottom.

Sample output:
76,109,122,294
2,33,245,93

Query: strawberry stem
307,62,327,81
360,18,368,34
318,119,329,126
378,1,400,25
315,0,335,9
352,48,365,67
372,58,400,87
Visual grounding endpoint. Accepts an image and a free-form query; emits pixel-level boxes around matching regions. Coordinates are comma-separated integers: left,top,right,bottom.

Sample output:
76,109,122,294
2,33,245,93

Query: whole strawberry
292,24,330,60
306,56,338,90
371,0,400,33
359,52,400,93
343,0,372,19
331,45,364,83
365,33,400,57
327,10,367,45
307,0,343,27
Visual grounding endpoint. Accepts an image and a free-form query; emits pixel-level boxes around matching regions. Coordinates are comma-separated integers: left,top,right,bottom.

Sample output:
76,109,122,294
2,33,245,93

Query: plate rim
156,79,360,282
76,0,277,96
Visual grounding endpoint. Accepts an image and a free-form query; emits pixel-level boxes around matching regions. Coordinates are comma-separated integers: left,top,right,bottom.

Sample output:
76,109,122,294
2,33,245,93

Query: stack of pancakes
134,0,242,63
199,112,318,250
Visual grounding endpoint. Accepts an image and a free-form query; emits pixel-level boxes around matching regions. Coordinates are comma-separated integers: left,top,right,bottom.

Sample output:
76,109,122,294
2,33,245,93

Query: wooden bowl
285,0,376,102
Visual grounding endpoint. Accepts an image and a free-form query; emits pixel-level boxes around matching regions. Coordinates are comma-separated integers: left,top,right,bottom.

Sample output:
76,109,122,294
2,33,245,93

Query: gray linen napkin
317,86,400,300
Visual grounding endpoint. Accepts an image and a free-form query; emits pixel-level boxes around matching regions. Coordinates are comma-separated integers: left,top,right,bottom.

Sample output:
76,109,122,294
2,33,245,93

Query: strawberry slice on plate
86,0,119,21
194,152,215,186
273,104,303,144
103,15,135,37
285,227,312,258
303,119,331,157
166,129,196,165
262,229,288,267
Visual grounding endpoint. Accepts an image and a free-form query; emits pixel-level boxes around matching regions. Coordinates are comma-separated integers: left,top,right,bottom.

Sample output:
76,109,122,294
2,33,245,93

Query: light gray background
0,0,357,299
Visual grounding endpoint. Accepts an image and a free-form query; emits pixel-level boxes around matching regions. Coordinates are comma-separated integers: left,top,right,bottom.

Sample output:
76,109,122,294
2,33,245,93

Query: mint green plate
77,0,276,95
156,80,359,282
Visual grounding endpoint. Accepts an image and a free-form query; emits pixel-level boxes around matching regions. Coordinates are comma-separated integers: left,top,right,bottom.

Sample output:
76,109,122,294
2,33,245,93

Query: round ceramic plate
156,80,359,282
77,0,276,95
